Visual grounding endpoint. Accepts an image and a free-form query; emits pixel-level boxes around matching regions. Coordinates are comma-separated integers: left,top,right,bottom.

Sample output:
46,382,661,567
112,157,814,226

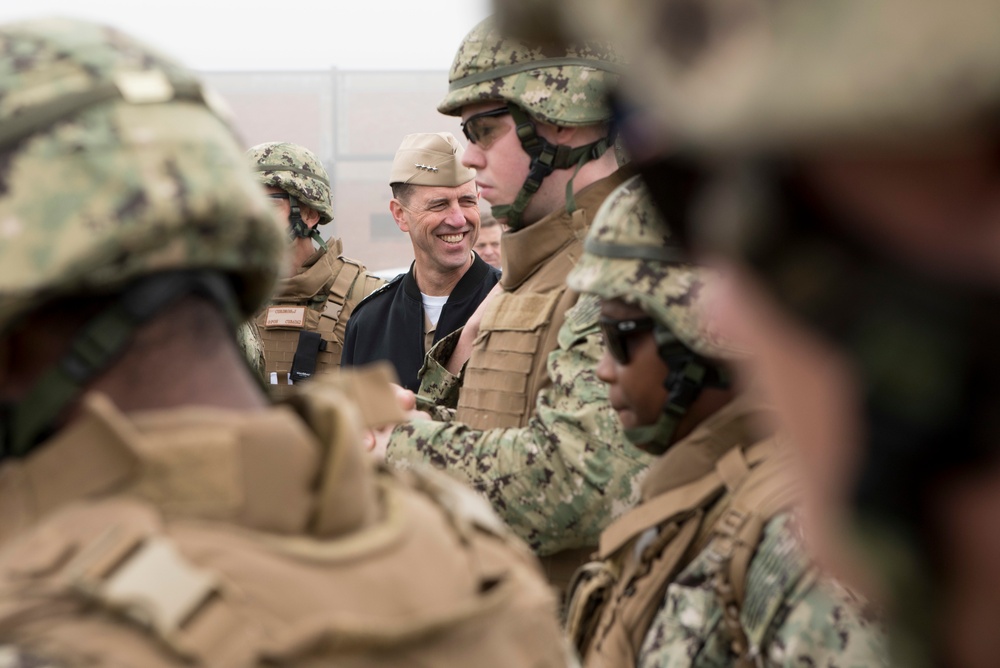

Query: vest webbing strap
705,453,800,664
712,455,800,605
315,261,362,337
328,260,362,304
599,439,775,559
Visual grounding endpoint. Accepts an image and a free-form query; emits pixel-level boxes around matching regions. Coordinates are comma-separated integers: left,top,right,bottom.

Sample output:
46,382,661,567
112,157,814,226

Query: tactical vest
456,173,628,591
257,242,383,398
565,401,800,667
456,172,626,431
0,377,570,668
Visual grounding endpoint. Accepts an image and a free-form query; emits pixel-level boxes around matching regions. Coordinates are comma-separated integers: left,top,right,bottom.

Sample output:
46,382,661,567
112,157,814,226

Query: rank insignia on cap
389,132,476,187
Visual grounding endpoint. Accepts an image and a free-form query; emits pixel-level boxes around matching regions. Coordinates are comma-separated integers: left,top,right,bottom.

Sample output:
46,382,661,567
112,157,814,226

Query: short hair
480,214,500,229
390,182,417,204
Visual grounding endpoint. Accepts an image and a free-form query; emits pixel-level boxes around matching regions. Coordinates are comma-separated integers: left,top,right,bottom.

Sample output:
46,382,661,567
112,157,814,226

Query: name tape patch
265,306,306,328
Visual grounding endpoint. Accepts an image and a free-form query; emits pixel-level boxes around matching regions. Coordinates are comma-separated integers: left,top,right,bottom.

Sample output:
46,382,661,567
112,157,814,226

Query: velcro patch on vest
265,306,307,329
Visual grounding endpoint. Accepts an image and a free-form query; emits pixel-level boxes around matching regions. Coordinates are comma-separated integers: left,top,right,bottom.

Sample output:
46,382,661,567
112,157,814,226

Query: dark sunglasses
266,192,290,201
461,106,512,149
599,315,656,365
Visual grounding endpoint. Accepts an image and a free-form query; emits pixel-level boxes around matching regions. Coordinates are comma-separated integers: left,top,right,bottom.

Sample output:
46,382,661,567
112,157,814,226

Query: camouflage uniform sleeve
386,302,654,556
414,327,465,410
764,564,889,666
237,320,266,382
637,514,889,667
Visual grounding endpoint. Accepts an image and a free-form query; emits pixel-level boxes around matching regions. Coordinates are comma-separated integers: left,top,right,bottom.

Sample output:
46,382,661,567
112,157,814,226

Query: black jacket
341,254,500,391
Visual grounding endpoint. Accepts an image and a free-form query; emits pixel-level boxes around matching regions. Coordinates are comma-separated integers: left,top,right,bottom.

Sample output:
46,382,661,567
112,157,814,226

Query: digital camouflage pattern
0,19,284,332
237,320,267,381
437,16,620,126
247,141,334,224
568,175,738,360
388,291,653,555
557,0,1000,151
639,514,887,667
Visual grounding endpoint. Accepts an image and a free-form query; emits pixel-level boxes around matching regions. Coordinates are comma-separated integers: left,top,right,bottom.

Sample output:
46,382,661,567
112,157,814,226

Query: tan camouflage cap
389,132,476,187
0,18,285,332
579,0,1000,151
438,16,621,126
568,175,738,360
248,142,333,224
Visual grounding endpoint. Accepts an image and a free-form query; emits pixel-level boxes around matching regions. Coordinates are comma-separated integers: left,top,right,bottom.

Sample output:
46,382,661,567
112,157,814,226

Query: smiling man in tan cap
342,132,500,391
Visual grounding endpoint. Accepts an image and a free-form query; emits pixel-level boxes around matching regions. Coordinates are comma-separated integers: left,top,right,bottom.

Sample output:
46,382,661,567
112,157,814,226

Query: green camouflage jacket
639,512,888,666
388,295,653,556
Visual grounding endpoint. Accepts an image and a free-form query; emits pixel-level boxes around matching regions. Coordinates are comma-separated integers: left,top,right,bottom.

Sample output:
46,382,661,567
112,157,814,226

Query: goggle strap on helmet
448,56,624,92
254,163,330,187
0,271,241,461
497,105,612,229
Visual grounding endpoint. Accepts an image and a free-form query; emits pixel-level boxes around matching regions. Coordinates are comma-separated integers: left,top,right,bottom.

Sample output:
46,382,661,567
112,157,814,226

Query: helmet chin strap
491,105,612,231
0,271,242,461
287,196,328,252
625,327,730,453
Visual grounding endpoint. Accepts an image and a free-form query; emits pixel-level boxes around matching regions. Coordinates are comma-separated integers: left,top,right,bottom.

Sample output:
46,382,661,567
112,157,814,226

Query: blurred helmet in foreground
0,18,285,333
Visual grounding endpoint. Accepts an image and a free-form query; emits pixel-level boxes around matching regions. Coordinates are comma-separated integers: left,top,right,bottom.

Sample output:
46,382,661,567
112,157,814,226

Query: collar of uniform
300,245,331,271
403,252,494,302
273,246,340,302
640,394,773,501
500,169,630,291
300,236,342,270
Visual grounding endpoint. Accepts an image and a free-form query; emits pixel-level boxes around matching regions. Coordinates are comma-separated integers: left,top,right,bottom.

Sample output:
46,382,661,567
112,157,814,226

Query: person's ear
300,204,322,229
389,199,410,233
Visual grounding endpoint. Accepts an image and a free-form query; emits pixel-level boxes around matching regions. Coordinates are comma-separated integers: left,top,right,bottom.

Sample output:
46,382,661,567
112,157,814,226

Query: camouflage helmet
572,0,1000,151
0,18,285,333
247,142,333,224
437,16,621,126
568,175,738,360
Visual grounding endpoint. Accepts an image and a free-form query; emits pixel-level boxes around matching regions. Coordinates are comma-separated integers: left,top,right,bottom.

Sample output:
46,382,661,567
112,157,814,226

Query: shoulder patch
350,273,403,314
565,292,601,336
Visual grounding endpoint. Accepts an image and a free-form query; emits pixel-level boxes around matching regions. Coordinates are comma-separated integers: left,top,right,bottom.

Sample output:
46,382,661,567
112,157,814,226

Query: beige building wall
202,69,465,274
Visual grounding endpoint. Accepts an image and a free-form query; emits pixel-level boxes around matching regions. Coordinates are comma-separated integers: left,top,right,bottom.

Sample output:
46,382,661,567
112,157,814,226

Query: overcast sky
0,0,493,71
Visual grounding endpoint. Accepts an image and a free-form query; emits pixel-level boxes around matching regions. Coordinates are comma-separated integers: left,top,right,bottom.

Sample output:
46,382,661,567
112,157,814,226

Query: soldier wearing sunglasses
495,0,1000,663
380,17,653,593
563,175,887,668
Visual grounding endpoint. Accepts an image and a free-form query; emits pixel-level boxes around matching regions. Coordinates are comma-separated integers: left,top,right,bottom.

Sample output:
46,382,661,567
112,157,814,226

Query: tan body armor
566,399,799,667
0,381,570,668
454,173,628,589
257,241,383,398
456,172,627,430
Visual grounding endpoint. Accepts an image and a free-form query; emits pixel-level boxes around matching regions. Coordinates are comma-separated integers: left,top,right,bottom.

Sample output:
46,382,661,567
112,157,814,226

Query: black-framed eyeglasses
266,192,290,201
599,315,656,365
461,106,512,149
